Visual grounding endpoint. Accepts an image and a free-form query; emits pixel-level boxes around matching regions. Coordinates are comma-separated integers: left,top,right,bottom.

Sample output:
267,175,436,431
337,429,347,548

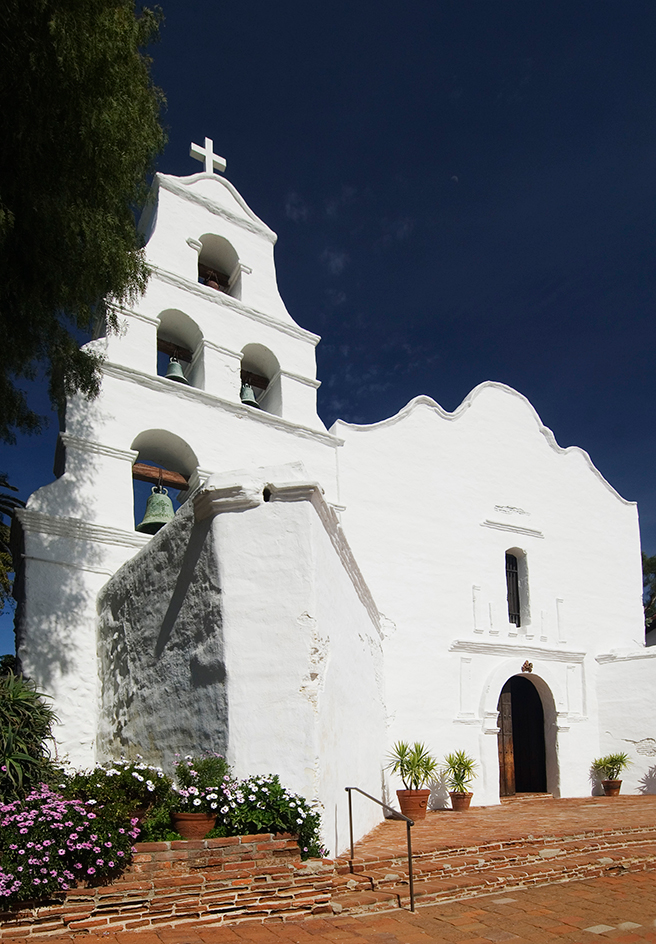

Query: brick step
332,838,656,915
333,837,656,895
334,824,656,875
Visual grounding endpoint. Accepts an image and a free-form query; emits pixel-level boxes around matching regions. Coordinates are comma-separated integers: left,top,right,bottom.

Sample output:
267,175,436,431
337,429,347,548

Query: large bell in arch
165,357,189,385
240,382,260,408
136,486,175,534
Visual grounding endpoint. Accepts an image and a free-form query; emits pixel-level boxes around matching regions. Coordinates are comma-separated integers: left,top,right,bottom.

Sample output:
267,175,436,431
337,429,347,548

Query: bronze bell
165,357,190,385
240,382,260,408
136,486,175,534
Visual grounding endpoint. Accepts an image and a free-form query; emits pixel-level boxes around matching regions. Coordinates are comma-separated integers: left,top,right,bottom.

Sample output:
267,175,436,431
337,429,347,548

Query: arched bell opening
198,233,240,298
131,430,198,534
157,310,204,389
240,343,281,416
497,673,558,797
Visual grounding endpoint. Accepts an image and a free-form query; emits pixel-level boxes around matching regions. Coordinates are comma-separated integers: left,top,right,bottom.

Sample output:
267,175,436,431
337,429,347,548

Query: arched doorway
497,675,547,795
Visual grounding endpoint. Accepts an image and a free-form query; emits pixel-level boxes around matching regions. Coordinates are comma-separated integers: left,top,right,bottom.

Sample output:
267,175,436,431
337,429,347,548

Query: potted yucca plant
443,750,477,811
386,740,438,820
591,752,631,797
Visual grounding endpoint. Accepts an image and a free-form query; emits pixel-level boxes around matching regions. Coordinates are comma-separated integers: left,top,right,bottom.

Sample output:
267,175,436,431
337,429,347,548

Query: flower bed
0,833,334,935
0,785,140,901
0,754,326,909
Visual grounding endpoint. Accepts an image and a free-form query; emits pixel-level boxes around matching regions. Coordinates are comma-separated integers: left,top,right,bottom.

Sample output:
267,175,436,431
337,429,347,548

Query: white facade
14,151,656,855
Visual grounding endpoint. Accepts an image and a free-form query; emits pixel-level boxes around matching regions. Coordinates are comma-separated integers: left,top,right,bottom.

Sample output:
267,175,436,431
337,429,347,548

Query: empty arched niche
131,430,199,532
198,234,241,298
240,343,281,416
157,310,204,389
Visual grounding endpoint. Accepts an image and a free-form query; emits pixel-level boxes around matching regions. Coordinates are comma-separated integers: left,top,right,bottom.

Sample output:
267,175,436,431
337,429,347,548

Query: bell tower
13,138,343,765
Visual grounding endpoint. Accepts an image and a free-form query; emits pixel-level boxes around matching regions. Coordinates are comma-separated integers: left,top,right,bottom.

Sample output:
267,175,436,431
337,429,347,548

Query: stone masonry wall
0,835,334,938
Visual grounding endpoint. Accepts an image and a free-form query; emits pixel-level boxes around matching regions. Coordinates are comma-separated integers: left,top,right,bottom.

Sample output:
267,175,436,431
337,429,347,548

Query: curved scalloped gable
331,379,642,664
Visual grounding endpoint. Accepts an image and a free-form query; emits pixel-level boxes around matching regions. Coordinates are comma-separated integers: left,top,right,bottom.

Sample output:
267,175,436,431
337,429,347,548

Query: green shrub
175,752,230,790
63,758,172,819
0,671,59,800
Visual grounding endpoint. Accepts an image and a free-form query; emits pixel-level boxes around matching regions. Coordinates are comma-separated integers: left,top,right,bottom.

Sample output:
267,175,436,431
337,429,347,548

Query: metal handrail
345,786,415,912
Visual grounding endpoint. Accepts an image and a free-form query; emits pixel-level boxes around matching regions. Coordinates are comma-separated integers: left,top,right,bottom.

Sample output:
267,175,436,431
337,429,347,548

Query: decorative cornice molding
331,382,636,507
157,172,278,243
101,362,343,448
148,266,321,346
16,510,149,549
266,481,382,637
21,554,114,578
272,368,321,390
108,304,159,327
193,484,261,520
202,339,243,361
59,434,138,464
449,639,586,663
481,520,544,539
596,648,656,664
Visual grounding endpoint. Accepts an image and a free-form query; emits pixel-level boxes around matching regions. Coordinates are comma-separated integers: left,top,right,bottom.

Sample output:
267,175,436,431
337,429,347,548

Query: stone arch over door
497,673,559,797
480,661,563,799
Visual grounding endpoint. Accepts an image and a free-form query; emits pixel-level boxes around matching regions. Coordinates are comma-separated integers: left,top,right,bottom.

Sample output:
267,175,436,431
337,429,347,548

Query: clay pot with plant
591,752,631,797
386,740,438,820
442,749,478,811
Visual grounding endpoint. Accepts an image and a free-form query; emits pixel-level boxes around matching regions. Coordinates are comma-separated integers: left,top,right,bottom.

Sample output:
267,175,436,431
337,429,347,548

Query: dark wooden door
497,676,547,795
497,691,515,796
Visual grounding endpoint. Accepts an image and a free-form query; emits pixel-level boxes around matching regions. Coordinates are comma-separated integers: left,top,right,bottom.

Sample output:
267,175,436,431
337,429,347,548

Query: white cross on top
189,136,227,174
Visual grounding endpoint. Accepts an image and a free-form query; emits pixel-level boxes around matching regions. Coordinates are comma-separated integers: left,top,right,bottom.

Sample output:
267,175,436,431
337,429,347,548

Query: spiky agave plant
0,671,59,800
591,752,631,781
443,750,478,793
386,741,438,790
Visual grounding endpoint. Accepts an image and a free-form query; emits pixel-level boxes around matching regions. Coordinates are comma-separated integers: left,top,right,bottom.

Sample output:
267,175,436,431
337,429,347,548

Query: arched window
505,548,530,629
240,343,281,416
131,430,198,533
156,310,203,389
198,234,241,298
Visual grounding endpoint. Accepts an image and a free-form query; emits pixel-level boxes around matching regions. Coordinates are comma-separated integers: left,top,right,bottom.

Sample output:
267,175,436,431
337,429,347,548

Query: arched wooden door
497,675,547,796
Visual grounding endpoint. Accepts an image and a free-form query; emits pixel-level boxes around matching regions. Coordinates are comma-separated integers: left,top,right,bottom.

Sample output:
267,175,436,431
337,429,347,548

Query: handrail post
406,819,415,912
347,787,354,860
345,785,415,911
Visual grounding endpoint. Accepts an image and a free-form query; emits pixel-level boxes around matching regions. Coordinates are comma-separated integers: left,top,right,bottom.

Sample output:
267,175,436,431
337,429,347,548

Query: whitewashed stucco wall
203,468,386,854
333,384,647,802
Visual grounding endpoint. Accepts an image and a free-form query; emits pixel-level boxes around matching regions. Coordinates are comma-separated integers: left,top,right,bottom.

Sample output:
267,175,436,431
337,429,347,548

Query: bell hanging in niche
136,486,175,534
240,382,260,408
165,356,189,385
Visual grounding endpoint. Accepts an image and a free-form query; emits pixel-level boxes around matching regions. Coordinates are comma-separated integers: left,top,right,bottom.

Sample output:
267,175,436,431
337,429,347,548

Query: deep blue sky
2,1,656,652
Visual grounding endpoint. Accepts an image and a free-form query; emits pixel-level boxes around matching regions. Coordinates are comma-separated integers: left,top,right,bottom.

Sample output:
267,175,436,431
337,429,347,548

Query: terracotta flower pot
396,789,430,821
171,811,216,839
450,791,473,811
601,779,622,797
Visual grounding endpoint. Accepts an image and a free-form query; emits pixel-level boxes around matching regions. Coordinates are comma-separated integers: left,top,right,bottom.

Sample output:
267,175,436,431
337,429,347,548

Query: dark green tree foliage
0,0,166,443
0,475,24,614
643,552,656,634
0,671,59,800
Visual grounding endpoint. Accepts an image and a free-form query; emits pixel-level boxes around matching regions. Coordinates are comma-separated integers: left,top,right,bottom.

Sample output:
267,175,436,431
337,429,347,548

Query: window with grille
506,553,521,626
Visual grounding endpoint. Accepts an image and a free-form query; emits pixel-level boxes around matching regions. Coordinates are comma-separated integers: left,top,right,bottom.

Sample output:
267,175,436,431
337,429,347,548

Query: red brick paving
6,866,656,943
5,796,656,942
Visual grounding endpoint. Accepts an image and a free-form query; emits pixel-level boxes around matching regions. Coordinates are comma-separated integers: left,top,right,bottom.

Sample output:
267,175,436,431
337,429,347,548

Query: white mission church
13,138,656,855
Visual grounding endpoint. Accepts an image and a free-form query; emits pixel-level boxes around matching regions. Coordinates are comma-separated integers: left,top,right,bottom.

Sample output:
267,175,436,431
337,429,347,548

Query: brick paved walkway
5,796,656,942
13,871,656,943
